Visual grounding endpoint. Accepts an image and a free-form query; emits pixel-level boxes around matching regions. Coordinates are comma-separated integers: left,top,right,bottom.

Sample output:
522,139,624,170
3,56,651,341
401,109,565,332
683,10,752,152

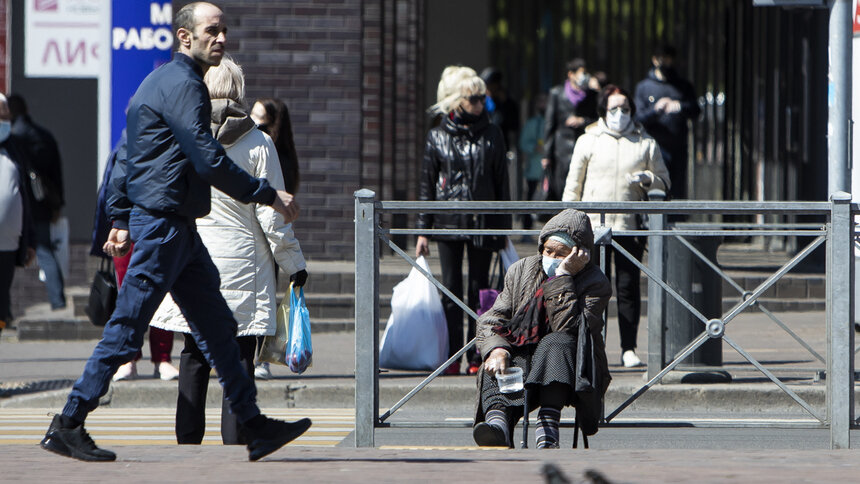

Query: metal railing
353,189,856,449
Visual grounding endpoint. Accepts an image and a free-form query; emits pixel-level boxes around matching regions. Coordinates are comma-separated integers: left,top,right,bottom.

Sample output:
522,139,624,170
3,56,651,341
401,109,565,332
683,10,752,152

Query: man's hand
271,190,300,224
556,246,590,277
25,247,36,267
565,115,585,128
103,228,131,258
484,348,510,375
415,236,430,258
540,158,550,170
290,269,308,288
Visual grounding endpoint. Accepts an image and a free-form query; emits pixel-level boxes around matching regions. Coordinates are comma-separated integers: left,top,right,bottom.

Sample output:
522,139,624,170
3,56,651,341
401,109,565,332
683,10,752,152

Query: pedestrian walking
562,85,670,368
149,56,307,445
0,93,36,339
8,94,66,309
90,129,179,383
542,58,598,201
633,45,699,200
518,93,547,239
40,2,310,462
416,66,511,375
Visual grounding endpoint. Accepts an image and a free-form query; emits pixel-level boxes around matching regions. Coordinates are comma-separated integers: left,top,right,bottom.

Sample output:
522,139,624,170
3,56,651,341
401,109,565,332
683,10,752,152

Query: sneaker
472,422,509,447
40,415,116,462
622,350,644,368
254,362,272,380
245,416,312,461
467,363,481,375
154,361,179,381
112,361,137,381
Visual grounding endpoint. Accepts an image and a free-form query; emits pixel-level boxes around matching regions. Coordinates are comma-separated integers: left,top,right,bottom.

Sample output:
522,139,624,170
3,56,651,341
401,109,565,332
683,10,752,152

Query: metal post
827,191,853,449
829,0,852,195
647,190,666,380
354,189,380,447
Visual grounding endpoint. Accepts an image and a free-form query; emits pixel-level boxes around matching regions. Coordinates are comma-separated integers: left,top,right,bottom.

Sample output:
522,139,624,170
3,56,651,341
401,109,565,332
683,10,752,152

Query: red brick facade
208,0,424,260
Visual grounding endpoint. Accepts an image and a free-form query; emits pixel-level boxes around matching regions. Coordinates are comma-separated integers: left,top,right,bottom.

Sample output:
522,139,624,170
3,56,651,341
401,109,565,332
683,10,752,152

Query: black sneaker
40,414,116,462
472,422,510,447
245,416,312,461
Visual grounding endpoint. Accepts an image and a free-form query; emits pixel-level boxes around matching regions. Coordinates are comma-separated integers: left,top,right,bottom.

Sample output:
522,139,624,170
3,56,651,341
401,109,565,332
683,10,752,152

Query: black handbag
85,258,117,327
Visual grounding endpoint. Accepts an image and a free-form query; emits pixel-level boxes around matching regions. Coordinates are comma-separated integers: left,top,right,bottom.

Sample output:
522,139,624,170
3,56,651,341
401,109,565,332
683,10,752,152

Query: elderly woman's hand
556,246,590,277
484,348,510,375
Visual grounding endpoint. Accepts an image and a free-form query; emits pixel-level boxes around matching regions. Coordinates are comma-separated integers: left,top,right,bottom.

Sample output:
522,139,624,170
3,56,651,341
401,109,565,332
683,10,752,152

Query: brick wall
198,0,424,260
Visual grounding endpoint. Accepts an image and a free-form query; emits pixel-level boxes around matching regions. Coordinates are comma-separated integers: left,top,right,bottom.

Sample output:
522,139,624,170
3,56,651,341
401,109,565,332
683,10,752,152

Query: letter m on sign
150,3,172,25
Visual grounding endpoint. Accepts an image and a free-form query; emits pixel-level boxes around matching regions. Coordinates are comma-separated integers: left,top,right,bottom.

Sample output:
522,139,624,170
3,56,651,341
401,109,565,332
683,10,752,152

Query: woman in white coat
149,56,307,445
561,84,670,369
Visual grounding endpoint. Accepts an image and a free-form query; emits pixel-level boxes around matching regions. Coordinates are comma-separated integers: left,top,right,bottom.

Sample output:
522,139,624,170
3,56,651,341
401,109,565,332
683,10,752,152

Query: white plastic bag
379,256,449,371
499,236,519,271
39,216,69,282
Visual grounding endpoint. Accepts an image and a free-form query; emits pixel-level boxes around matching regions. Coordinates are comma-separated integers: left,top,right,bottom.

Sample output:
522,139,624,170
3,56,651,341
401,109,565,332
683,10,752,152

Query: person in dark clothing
542,58,598,201
633,45,700,200
416,65,511,376
250,98,300,194
0,93,36,338
40,2,310,463
8,94,66,309
481,67,520,150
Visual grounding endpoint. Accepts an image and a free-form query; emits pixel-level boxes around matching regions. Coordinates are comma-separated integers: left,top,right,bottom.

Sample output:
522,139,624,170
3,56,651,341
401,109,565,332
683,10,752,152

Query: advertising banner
110,0,172,147
25,0,104,78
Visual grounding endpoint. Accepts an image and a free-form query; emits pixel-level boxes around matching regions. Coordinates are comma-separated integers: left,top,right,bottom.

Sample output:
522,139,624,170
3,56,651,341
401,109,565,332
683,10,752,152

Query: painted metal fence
353,189,856,449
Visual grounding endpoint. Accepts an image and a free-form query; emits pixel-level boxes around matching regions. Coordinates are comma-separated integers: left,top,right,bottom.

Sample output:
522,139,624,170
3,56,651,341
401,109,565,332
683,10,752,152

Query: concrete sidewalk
5,445,860,483
1,310,854,417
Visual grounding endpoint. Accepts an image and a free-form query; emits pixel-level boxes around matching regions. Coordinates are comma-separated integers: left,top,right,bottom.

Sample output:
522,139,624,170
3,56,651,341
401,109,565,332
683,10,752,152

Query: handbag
287,283,313,374
85,258,117,327
257,286,292,366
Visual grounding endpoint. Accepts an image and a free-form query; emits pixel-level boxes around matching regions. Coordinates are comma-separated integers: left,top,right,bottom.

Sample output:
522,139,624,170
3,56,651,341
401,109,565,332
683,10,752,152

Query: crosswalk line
0,408,354,447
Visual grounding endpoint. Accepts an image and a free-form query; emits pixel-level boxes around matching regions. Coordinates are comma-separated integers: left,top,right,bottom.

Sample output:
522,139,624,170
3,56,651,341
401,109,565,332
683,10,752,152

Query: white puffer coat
149,100,305,337
561,119,670,231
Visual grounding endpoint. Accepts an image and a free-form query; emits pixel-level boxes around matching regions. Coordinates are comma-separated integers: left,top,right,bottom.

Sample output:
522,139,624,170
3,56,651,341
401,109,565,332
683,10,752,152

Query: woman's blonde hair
203,54,245,103
429,65,486,115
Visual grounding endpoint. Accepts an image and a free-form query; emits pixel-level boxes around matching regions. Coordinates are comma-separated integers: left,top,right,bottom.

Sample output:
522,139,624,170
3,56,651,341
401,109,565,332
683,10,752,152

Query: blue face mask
542,256,562,277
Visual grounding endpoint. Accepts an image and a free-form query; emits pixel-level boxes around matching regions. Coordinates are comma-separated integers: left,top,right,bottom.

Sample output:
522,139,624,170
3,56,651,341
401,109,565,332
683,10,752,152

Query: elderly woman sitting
473,209,612,448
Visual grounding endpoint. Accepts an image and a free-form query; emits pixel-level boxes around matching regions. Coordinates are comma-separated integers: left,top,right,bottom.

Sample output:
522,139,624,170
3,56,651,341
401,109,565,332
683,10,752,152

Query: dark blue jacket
633,68,700,164
108,53,275,229
91,130,125,258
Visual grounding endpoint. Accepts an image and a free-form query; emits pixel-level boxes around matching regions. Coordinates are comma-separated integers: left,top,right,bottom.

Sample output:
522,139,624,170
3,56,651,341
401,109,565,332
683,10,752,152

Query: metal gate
353,189,855,449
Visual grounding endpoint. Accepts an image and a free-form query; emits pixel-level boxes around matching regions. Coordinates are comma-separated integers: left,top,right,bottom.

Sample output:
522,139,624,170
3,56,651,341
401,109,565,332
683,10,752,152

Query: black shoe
40,414,116,462
472,422,509,447
245,416,312,461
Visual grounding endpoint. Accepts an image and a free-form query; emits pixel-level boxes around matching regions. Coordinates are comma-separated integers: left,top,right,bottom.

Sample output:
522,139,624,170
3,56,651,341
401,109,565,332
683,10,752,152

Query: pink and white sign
25,0,104,78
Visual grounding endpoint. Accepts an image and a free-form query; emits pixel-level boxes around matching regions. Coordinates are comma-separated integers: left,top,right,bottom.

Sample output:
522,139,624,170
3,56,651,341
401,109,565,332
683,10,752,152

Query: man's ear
176,28,192,48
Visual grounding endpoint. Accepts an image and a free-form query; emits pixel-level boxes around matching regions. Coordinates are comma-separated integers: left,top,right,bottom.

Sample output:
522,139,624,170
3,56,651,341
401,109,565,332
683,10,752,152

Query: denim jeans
62,208,260,424
34,221,65,309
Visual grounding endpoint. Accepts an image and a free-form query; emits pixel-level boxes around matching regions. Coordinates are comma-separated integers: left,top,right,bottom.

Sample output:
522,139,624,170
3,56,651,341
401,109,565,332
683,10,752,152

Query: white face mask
0,120,10,143
605,109,631,132
542,256,562,277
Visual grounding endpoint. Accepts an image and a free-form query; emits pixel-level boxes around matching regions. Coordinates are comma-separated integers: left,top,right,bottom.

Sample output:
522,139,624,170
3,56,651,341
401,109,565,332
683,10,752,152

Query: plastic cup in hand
495,367,524,393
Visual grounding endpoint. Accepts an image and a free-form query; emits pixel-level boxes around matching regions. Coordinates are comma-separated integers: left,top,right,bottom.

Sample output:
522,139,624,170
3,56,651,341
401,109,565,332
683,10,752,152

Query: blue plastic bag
286,284,312,374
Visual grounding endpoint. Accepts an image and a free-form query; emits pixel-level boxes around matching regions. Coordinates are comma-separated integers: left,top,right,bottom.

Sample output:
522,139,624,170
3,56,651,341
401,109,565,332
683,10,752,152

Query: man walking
633,45,699,200
8,94,66,309
40,2,310,462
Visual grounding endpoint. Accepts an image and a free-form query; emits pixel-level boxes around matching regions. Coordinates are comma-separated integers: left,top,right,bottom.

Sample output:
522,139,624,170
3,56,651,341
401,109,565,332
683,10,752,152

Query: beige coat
561,119,670,231
150,100,306,337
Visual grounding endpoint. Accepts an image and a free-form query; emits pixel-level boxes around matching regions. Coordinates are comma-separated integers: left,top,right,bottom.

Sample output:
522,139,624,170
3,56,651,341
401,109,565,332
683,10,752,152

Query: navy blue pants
62,208,260,424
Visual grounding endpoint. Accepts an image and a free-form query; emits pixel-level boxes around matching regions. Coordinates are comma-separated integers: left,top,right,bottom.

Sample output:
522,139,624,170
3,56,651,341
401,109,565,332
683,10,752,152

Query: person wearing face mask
473,209,612,448
0,93,36,340
542,58,598,201
633,45,699,200
416,65,511,375
562,84,670,368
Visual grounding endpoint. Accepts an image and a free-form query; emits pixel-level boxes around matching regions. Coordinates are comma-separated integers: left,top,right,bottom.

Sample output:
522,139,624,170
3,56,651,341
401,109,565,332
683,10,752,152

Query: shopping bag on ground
257,289,291,366
287,283,313,374
379,256,449,371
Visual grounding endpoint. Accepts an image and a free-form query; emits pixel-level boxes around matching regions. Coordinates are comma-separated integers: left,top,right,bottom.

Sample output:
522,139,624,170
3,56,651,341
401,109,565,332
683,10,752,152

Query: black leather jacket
418,111,511,249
